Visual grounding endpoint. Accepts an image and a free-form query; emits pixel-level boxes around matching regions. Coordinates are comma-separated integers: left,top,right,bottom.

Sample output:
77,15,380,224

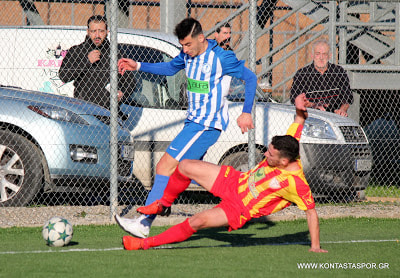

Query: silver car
0,85,134,206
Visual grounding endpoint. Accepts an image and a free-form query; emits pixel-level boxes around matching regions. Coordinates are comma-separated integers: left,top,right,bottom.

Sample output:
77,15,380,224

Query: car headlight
28,105,89,125
302,117,336,139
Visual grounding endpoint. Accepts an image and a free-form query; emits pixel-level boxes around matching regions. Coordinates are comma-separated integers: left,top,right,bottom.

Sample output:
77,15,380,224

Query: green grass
0,218,399,278
366,183,400,198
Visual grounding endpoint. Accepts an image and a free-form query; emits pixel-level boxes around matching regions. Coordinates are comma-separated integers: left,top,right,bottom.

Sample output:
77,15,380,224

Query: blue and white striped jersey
140,39,246,131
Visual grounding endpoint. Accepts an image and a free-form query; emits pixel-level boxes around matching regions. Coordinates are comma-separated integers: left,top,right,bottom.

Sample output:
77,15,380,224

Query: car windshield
226,77,270,103
118,44,186,110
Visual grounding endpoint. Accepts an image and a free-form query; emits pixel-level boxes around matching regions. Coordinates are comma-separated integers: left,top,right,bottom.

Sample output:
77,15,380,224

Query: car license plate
121,144,134,160
355,159,372,171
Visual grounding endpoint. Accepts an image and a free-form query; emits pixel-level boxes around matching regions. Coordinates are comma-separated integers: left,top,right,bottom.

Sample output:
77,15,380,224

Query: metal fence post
109,0,119,220
248,0,257,169
395,3,400,65
328,0,336,62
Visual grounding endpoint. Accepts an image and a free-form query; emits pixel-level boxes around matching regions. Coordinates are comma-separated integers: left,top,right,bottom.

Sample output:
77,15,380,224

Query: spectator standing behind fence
214,22,232,50
115,17,257,239
214,21,244,94
121,93,328,253
59,15,134,110
290,39,353,117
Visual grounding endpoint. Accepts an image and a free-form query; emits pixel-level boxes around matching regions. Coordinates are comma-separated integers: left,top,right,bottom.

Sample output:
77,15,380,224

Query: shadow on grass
182,221,310,248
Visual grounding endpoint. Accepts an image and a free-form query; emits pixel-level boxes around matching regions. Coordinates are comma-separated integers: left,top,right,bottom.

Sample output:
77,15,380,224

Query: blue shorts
166,120,221,161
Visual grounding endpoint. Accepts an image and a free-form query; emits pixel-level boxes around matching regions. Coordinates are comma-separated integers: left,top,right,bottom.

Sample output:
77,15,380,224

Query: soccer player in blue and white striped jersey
116,17,257,238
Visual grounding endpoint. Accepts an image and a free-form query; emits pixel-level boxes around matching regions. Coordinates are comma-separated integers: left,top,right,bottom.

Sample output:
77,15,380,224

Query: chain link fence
0,1,399,216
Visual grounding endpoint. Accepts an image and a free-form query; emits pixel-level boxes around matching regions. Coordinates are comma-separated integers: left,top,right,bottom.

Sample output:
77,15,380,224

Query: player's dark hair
87,15,108,29
216,22,231,33
271,135,299,162
174,17,203,40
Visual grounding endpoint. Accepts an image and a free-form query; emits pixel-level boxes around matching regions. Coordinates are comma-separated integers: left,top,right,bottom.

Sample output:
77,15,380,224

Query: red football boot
137,200,171,216
123,235,145,250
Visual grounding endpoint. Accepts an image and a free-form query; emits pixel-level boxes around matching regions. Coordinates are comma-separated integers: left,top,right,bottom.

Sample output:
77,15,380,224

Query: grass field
0,217,399,278
366,184,400,198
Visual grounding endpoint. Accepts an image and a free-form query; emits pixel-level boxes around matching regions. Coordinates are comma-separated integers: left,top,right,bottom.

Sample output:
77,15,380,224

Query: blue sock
145,174,170,220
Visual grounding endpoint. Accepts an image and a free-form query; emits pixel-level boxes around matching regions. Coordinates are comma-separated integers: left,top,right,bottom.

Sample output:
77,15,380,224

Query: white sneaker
115,214,151,238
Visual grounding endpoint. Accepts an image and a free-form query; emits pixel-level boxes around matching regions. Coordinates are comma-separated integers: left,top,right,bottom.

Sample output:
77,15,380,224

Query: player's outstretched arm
237,67,256,133
305,208,328,253
118,58,138,75
294,93,308,126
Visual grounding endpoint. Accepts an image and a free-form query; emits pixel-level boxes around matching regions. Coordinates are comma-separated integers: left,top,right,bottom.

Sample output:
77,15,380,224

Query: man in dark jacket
214,22,232,50
59,15,134,110
290,39,353,117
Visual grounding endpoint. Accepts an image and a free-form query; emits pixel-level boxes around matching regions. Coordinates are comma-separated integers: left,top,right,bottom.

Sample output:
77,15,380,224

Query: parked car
0,26,372,200
0,85,134,206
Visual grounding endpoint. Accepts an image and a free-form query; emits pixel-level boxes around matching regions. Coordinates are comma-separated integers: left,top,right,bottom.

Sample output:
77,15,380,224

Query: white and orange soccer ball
42,216,73,247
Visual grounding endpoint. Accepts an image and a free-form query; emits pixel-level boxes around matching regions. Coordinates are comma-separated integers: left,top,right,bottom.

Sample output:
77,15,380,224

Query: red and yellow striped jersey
237,123,315,219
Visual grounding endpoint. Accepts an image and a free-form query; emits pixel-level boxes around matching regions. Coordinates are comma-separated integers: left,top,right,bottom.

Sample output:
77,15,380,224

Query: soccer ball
42,216,73,247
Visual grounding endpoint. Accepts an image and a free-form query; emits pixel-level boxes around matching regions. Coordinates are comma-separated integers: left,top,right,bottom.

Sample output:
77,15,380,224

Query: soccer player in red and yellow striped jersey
120,94,328,253
236,121,314,222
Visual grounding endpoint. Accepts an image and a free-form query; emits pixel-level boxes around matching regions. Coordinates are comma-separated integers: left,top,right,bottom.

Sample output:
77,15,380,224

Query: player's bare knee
156,155,178,175
155,160,167,173
178,159,194,175
188,214,208,230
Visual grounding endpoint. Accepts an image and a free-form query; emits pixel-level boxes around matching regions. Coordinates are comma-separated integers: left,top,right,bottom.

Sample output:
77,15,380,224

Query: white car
0,26,372,200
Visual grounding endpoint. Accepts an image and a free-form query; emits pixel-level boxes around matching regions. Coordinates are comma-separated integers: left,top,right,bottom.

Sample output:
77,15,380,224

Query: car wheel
0,130,43,206
220,149,265,172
